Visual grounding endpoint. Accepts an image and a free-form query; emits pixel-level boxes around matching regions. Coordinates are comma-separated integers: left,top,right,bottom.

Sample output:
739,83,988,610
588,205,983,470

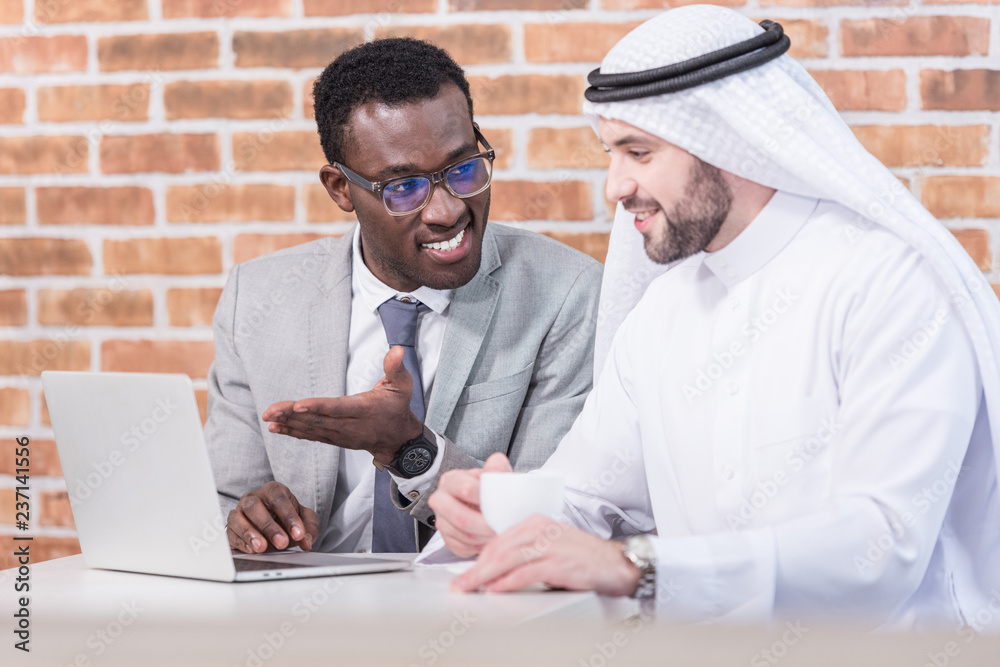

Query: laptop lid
42,371,240,581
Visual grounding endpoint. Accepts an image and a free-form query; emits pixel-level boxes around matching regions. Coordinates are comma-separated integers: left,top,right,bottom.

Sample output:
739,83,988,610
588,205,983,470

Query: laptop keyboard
234,558,316,572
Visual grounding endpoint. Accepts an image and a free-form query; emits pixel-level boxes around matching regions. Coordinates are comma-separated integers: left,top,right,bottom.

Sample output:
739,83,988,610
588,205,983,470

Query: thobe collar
351,226,454,316
702,190,820,289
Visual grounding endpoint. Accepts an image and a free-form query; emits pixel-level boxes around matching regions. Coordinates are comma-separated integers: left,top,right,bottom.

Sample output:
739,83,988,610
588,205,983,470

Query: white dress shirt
543,191,997,629
318,227,450,553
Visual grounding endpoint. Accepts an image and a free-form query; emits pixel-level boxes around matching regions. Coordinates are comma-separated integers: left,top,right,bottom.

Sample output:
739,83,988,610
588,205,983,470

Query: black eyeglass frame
333,127,496,217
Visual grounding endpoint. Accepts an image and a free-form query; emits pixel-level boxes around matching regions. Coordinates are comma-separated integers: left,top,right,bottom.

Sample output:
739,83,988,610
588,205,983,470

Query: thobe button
407,490,420,500
727,383,739,395
728,297,739,310
427,515,436,527
722,466,735,481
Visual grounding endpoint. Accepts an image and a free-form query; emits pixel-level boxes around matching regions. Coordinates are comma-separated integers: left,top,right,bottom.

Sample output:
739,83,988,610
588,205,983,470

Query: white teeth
422,228,464,251
634,211,656,221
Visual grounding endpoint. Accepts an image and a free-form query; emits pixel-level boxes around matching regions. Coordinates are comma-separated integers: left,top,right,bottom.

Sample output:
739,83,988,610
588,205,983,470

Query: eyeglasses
334,128,495,216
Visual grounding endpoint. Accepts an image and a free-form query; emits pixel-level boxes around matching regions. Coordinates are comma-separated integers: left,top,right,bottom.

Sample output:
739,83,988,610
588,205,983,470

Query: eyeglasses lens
381,157,492,214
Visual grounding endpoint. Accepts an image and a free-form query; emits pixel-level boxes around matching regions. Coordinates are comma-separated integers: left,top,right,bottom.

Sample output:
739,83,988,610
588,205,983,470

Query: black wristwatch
374,424,438,479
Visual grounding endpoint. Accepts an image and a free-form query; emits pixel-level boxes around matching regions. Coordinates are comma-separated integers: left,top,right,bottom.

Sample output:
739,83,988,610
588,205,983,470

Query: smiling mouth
421,228,465,252
632,209,659,222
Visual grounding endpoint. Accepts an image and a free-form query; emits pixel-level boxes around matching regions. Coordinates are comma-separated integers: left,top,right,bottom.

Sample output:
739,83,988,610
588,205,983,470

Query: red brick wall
1,0,997,567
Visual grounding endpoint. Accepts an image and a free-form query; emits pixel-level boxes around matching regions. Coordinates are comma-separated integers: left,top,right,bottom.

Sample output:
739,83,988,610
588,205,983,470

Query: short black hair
313,38,475,166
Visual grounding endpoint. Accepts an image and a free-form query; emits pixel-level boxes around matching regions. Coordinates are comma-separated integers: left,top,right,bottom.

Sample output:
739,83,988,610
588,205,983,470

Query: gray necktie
372,297,424,553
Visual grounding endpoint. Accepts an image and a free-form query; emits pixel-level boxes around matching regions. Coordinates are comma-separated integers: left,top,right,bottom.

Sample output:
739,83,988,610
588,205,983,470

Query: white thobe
543,190,999,629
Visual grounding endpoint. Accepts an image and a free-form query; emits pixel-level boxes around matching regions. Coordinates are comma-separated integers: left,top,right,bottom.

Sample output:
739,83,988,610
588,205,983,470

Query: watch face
399,445,433,476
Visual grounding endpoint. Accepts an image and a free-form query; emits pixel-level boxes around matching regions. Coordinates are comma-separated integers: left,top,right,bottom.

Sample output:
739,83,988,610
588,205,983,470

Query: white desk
3,556,1000,666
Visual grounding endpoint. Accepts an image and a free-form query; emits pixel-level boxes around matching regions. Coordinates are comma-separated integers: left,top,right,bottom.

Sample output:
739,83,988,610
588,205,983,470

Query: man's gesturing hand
427,453,513,558
450,516,640,597
226,481,320,554
262,346,423,465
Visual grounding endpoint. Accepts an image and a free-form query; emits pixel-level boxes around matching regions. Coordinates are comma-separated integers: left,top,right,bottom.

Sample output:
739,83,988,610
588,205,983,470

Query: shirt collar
702,190,820,289
351,226,454,315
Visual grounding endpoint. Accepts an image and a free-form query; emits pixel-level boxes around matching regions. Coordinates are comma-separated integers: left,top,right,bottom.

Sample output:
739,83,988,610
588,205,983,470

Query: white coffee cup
479,472,565,535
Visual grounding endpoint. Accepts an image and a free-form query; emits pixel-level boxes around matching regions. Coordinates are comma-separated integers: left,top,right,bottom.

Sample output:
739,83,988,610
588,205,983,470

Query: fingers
382,346,413,391
428,486,495,555
290,505,320,552
261,400,296,422
226,508,267,554
432,514,488,559
482,452,513,473
233,482,311,552
451,516,558,592
435,468,486,507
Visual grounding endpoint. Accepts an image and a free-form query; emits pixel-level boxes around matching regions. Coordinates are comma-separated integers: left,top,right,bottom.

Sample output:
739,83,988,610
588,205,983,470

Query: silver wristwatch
622,535,656,600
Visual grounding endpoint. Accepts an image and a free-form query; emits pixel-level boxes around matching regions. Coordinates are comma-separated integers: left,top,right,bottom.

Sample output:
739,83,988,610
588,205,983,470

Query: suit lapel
425,227,501,434
306,233,353,529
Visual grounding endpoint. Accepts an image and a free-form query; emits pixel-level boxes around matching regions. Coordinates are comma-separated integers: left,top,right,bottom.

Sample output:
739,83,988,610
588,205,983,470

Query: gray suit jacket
206,224,602,547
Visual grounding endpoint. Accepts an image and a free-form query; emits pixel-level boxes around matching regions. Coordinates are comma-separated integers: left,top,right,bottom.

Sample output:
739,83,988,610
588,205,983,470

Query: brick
528,127,608,170
305,184,360,223
37,84,149,123
525,22,640,64
166,184,295,223
103,237,223,275
0,0,23,23
98,33,219,72
37,187,155,226
767,19,828,59
950,229,991,271
0,387,29,426
450,0,586,9
469,75,587,115
0,135,88,175
101,134,219,174
0,535,81,569
304,78,317,119
809,70,907,112
490,180,593,221
0,35,87,74
0,188,26,224
603,0,744,7
0,439,62,476
0,340,90,376
37,288,154,326
0,88,25,124
841,17,989,57
39,491,74,527
233,131,325,172
0,290,27,325
102,340,215,377
40,390,50,425
851,125,989,168
233,233,329,264
163,0,293,17
376,25,511,66
542,232,610,263
761,0,905,6
0,489,25,528
482,128,513,170
35,0,147,23
167,288,223,327
196,388,208,425
921,70,1000,111
233,29,363,69
306,0,436,13
165,80,293,120
923,177,1000,220
0,238,92,276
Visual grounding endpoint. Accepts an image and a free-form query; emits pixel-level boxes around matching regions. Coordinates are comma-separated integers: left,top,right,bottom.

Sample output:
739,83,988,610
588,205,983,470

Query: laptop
41,371,411,582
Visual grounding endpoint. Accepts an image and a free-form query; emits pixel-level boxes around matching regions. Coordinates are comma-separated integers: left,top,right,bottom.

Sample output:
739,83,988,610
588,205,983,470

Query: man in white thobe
425,5,1000,631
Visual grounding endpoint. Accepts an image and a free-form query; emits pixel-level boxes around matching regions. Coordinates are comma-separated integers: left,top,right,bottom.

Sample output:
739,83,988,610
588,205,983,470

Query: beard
627,157,733,265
